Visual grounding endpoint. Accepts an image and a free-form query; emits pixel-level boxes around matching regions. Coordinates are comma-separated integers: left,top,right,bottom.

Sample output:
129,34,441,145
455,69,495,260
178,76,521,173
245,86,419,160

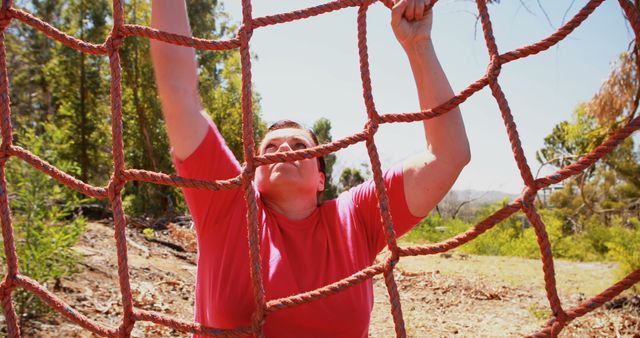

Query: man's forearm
404,40,470,164
150,0,208,160
150,0,199,94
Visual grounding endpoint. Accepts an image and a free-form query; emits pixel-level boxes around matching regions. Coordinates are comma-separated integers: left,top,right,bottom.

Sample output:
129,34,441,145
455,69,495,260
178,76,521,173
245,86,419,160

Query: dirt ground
5,221,640,337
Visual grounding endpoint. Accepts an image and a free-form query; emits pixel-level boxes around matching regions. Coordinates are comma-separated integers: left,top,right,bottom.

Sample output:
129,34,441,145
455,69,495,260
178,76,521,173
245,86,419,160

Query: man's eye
293,143,307,150
263,144,276,153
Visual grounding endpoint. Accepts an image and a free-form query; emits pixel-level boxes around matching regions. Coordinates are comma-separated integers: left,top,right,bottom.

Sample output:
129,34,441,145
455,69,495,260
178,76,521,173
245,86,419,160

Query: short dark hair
262,120,326,179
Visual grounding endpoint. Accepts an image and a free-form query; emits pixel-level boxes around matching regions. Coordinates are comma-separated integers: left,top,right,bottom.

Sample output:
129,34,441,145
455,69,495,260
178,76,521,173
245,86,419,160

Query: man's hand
391,0,433,48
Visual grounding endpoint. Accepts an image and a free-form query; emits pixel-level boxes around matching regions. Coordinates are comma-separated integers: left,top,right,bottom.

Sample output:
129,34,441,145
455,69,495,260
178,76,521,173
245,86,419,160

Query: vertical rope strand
522,192,566,337
357,5,378,121
357,5,405,336
109,1,135,336
475,0,536,189
0,3,19,335
618,0,640,35
0,0,15,280
239,0,266,336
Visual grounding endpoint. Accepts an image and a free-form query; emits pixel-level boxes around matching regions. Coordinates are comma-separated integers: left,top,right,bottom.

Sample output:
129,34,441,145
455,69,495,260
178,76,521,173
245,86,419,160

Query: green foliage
312,118,338,201
460,201,531,257
605,220,640,291
533,50,640,283
339,167,366,192
52,0,112,185
6,1,63,131
120,0,179,217
8,0,267,217
404,198,640,282
142,227,154,238
536,56,640,229
1,125,86,322
401,213,468,244
528,304,550,321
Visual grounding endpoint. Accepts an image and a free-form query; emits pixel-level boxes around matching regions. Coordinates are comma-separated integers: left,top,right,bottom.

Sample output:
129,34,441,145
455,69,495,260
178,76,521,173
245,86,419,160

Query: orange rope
0,0,637,337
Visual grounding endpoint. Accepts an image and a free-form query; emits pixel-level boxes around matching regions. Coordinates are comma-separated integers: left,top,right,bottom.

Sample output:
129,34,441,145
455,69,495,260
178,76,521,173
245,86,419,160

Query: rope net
0,0,638,337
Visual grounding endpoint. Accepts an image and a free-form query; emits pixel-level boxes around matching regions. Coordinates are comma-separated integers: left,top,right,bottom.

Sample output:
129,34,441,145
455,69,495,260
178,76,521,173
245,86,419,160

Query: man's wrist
402,38,434,58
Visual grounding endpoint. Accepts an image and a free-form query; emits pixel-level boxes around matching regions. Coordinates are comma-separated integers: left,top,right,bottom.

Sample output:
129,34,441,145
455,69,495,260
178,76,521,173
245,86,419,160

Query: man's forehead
262,128,313,144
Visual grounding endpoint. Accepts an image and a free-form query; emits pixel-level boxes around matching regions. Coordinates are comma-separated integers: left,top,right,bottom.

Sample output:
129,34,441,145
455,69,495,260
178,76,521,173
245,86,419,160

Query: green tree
119,0,267,216
339,167,365,192
312,118,337,200
8,0,113,210
8,0,267,220
6,0,63,132
537,51,640,228
53,0,112,186
536,50,640,278
2,125,86,324
120,0,177,216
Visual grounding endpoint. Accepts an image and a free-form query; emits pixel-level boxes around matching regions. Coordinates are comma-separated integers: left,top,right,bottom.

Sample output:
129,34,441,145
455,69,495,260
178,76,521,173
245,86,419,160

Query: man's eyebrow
262,135,310,146
290,136,310,143
260,137,279,146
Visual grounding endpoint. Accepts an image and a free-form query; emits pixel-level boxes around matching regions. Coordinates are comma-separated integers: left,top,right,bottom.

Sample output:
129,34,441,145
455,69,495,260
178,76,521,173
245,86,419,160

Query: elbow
452,145,471,170
461,147,471,167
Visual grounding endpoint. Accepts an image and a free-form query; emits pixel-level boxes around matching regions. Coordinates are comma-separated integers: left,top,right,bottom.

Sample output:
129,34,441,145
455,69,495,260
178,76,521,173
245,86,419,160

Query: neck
260,190,318,221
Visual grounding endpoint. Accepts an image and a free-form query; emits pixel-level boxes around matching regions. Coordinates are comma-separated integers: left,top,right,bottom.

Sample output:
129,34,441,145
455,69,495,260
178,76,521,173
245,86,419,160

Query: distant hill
435,190,521,221
450,189,520,206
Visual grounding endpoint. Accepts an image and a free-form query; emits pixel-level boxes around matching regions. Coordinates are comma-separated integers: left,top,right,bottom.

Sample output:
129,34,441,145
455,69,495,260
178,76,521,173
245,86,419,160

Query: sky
220,0,635,194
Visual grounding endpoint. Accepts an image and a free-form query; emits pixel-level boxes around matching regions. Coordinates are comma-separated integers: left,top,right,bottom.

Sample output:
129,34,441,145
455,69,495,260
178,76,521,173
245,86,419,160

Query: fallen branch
145,237,185,253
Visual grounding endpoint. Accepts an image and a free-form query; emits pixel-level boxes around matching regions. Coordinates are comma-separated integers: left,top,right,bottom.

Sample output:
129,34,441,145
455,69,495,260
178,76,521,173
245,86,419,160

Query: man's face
255,128,325,197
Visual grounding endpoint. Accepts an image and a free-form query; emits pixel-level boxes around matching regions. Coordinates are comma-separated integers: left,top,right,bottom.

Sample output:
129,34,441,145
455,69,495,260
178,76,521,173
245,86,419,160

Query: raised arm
392,0,471,217
151,0,208,161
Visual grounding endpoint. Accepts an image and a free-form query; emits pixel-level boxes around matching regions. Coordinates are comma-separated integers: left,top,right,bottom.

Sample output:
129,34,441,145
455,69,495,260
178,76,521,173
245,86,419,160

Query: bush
605,219,640,292
404,199,640,293
402,214,469,244
457,199,529,257
1,125,86,323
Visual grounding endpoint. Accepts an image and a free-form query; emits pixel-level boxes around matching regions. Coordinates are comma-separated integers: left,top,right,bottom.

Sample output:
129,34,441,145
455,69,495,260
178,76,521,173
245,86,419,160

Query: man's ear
317,172,326,192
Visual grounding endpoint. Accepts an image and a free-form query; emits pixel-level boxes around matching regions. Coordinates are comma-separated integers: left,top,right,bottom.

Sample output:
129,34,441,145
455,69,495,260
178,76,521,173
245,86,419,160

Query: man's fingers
405,0,416,21
414,0,425,20
391,0,409,27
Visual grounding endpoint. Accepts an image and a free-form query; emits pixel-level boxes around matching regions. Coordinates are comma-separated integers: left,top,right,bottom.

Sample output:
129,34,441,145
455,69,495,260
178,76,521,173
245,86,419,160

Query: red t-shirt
172,118,422,337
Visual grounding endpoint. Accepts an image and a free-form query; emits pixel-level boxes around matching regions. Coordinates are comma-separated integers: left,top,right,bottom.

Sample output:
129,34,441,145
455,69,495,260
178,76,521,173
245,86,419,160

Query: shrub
0,125,86,323
404,199,640,290
605,219,640,292
402,214,469,244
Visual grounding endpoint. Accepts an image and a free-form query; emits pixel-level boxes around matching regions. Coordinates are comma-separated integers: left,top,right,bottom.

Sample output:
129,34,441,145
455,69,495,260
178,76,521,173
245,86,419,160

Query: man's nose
277,142,292,152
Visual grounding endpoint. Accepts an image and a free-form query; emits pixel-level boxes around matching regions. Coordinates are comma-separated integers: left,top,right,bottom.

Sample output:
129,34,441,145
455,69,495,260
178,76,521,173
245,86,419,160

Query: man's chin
260,175,313,194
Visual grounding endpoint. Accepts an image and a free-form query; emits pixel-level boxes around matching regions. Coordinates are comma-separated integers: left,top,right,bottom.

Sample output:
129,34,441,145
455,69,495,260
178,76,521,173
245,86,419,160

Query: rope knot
1,275,15,291
521,186,537,210
106,30,124,52
549,311,568,336
238,23,254,41
486,55,502,81
107,174,126,200
250,310,266,335
0,144,11,165
364,119,379,136
241,164,255,182
383,255,398,272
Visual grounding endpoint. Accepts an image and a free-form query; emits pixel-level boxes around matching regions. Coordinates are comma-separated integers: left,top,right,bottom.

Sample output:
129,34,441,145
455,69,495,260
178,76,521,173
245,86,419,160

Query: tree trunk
130,0,158,173
79,0,89,182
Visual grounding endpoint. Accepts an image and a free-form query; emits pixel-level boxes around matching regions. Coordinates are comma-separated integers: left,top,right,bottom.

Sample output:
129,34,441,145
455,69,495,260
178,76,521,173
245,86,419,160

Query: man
151,0,470,336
